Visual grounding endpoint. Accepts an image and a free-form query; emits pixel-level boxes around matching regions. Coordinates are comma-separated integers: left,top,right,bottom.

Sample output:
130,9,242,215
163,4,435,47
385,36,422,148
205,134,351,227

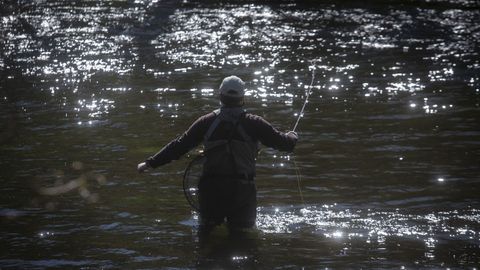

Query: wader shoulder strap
226,118,242,175
203,109,221,144
204,109,251,143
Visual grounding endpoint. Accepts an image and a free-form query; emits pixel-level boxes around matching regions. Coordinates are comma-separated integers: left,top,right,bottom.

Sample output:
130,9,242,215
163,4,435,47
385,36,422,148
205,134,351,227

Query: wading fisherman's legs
198,176,257,236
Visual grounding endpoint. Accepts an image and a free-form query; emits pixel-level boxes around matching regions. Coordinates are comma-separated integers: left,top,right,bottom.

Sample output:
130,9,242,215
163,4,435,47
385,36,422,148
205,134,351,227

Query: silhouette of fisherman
138,75,298,237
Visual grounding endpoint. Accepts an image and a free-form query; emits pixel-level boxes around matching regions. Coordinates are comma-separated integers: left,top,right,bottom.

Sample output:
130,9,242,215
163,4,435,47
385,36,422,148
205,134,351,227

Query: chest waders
182,108,258,212
197,108,259,226
202,108,258,181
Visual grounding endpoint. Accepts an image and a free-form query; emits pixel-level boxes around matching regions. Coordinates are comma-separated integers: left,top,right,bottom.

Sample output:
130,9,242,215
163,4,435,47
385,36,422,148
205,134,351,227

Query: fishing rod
291,60,317,207
292,61,316,132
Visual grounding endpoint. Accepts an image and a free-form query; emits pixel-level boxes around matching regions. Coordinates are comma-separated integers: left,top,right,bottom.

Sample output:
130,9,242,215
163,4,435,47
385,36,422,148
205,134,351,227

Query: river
1,0,479,268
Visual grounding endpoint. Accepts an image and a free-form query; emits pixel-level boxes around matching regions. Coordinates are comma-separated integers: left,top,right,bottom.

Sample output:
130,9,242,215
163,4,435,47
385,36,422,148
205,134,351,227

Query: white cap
219,75,245,98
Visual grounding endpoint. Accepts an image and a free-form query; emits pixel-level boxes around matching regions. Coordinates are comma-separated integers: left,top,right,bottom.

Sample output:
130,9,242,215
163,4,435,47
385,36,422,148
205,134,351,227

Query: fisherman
137,75,298,237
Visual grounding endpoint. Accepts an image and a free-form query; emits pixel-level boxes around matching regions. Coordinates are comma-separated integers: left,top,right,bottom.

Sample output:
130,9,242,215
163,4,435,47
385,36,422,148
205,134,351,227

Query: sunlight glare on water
257,205,480,245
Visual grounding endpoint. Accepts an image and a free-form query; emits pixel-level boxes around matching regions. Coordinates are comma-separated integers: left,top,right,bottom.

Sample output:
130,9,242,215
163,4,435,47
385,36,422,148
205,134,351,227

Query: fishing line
292,156,306,207
183,154,203,211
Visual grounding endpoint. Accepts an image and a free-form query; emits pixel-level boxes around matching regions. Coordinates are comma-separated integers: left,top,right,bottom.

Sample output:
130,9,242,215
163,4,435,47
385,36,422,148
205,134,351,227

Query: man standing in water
137,75,298,237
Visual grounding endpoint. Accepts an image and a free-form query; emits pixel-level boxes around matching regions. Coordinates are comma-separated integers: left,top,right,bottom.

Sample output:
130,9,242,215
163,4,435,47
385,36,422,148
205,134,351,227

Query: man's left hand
137,162,150,173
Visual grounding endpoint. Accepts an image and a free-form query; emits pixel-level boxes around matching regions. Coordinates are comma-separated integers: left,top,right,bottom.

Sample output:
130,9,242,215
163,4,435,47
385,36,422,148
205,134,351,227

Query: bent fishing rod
292,61,316,132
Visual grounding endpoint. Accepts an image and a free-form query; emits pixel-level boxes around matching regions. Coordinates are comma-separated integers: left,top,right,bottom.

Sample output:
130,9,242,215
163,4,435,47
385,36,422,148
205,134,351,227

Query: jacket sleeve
248,115,297,152
146,115,210,168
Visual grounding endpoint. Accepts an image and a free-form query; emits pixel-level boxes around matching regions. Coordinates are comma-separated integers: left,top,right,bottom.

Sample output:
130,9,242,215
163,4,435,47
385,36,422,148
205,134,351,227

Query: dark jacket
146,109,297,169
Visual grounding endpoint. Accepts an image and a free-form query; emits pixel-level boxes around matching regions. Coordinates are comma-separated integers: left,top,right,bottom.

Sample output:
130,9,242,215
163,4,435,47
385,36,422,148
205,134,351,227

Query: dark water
1,0,480,268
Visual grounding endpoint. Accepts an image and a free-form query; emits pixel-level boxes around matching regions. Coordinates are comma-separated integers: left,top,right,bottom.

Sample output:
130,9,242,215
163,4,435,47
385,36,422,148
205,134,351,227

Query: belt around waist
203,173,255,181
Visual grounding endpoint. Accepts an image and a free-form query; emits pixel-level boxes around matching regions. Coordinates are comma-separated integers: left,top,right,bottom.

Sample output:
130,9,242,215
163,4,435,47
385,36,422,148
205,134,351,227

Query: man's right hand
137,162,149,173
286,131,298,140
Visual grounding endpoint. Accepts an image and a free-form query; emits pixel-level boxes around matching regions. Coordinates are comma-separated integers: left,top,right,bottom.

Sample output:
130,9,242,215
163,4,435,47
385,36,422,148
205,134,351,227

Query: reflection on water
258,205,479,246
1,0,480,268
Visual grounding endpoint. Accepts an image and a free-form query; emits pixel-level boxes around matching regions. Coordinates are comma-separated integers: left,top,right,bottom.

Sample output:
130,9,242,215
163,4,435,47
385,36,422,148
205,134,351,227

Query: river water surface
1,0,480,269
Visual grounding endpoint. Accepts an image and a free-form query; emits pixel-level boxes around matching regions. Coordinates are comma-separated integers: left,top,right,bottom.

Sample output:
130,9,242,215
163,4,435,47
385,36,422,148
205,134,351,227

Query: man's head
219,75,245,107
